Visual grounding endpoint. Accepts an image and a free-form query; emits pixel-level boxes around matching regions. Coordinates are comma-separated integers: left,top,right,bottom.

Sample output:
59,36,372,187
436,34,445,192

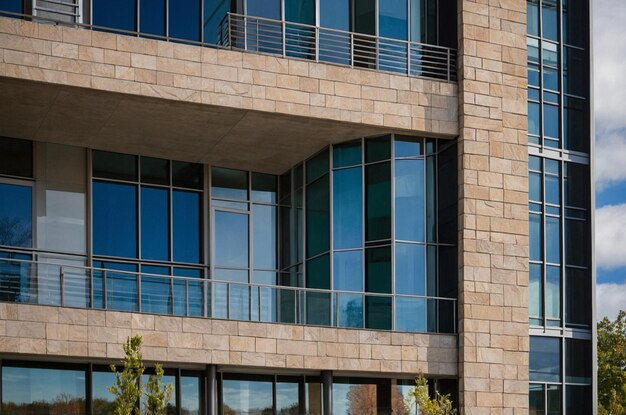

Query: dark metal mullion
176,368,182,415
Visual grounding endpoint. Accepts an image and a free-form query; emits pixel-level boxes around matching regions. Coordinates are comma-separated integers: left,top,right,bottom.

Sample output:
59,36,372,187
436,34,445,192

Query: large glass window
93,181,137,258
0,137,33,178
222,374,273,414
170,0,201,41
530,336,561,382
92,0,136,32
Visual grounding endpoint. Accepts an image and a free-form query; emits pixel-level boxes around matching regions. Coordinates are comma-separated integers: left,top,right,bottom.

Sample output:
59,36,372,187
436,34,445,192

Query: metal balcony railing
0,255,457,334
220,13,457,82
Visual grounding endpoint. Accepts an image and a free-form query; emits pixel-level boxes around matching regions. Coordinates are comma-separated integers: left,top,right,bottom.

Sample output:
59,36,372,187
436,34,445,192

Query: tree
144,363,174,415
109,336,145,415
407,375,456,415
598,310,626,415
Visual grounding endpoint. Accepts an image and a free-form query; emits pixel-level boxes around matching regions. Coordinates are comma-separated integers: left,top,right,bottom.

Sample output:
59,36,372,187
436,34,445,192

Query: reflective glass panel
529,336,561,382
2,366,86,415
173,190,202,263
336,293,363,328
565,338,592,384
395,243,425,295
141,157,169,185
0,137,32,177
530,171,542,202
222,376,273,414
276,380,300,414
566,385,592,415
246,0,280,18
181,376,201,415
366,246,391,294
547,385,561,415
92,371,115,415
395,296,426,332
565,267,590,327
379,0,407,40
546,265,560,320
140,0,166,36
94,261,138,311
333,250,363,292
141,374,175,415
529,213,542,261
0,0,22,14
211,167,247,200
528,102,540,137
0,183,32,248
285,0,314,24
543,104,559,140
251,173,277,203
306,253,329,290
366,296,391,330
541,0,558,40
306,291,331,326
92,151,137,181
306,150,329,184
141,265,170,315
333,141,361,168
529,263,543,320
172,161,203,189
214,211,248,268
306,175,330,257
203,0,232,44
93,181,137,258
141,187,169,261
332,382,377,414
252,204,276,269
395,159,425,242
169,0,200,41
366,162,391,241
365,136,391,163
562,0,587,47
333,167,363,249
563,96,588,153
563,47,587,98
173,267,203,317
529,384,544,415
545,216,560,264
527,0,539,36
93,0,136,31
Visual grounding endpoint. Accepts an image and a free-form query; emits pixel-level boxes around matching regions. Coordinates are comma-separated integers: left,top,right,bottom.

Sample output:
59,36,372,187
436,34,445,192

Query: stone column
456,0,529,413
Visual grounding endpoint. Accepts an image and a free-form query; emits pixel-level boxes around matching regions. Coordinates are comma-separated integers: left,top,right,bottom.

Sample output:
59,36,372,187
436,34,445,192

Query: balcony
0,253,457,334
220,13,457,82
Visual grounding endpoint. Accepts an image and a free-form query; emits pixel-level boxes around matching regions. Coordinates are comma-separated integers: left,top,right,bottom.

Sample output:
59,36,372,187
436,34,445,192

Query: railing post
60,266,65,307
137,273,141,312
447,48,451,82
103,270,107,310
227,13,232,48
170,277,175,315
185,279,189,317
350,32,354,68
226,283,230,319
315,26,319,62
282,20,286,57
89,268,93,309
407,42,411,76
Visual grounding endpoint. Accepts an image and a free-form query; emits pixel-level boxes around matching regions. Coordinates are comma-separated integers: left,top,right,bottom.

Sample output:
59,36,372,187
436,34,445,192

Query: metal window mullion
361,137,366,329
542,159,548,328
390,135,395,330
248,173,252,321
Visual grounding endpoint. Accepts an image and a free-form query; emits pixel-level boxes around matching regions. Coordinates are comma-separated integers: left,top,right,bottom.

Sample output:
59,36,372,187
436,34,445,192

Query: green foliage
144,363,174,415
407,375,456,415
109,336,145,415
598,310,626,415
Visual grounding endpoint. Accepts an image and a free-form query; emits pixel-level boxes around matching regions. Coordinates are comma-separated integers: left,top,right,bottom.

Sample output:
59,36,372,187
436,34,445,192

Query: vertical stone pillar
457,0,529,413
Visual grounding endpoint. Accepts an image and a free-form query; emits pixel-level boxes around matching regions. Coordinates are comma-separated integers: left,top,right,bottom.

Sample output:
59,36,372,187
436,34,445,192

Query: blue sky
593,0,626,320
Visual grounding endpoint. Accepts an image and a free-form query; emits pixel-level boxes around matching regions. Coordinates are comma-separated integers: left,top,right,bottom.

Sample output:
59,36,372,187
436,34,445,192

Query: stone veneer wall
0,17,458,136
0,304,457,376
457,0,530,413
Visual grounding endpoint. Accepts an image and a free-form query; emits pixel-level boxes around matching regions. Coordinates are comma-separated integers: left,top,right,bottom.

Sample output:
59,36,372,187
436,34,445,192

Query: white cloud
595,129,626,190
595,203,626,269
596,282,626,321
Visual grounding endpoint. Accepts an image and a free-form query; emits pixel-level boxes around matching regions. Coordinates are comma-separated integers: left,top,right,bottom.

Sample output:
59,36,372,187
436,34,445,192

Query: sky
593,0,626,320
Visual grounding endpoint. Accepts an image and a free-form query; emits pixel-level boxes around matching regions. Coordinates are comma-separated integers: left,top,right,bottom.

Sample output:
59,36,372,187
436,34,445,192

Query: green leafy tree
598,310,626,415
407,375,456,415
109,336,145,415
144,363,174,415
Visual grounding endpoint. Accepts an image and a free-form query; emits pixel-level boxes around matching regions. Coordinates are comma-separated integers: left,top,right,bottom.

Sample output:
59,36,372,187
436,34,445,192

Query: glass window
529,171,542,202
140,0,166,36
541,0,558,41
252,204,276,269
306,291,331,326
203,0,232,44
169,0,201,41
94,261,138,311
93,0,137,31
366,246,391,294
173,268,204,316
395,243,425,295
542,41,558,67
563,47,588,98
545,216,560,264
0,137,32,177
530,336,561,382
306,175,330,257
333,141,362,168
562,0,587,48
529,263,543,320
141,157,169,185
543,104,560,141
212,167,247,200
354,0,375,35
141,265,171,314
566,385,592,414
276,379,300,413
172,161,203,189
395,159,425,242
214,211,248,268
365,136,391,163
529,384,544,415
379,0,407,40
527,0,539,36
545,265,560,320
0,0,23,14
366,295,391,330
285,0,314,24
173,190,202,263
306,150,329,184
547,385,562,415
395,296,426,332
93,151,137,181
140,374,176,415
246,0,280,18
366,162,391,242
565,219,587,267
333,250,363,292
336,293,364,328
141,187,170,261
333,381,377,414
565,338,591,384
563,96,588,153
333,167,363,249
181,376,201,415
251,173,277,203
306,253,329,290
2,366,86,415
565,268,590,327
222,375,273,414
93,181,137,258
528,102,540,137
0,183,32,248
92,371,115,415
529,213,542,261
527,37,540,63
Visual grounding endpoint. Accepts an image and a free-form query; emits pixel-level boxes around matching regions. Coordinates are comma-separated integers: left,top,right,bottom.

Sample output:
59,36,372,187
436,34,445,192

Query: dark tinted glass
333,167,363,249
93,151,137,181
395,159,425,242
336,293,363,328
333,141,362,168
246,0,280,18
564,47,588,98
306,291,331,325
212,167,247,199
93,0,136,31
333,250,363,291
366,162,391,241
365,295,391,330
306,175,330,257
285,0,314,24
565,267,590,327
0,137,32,177
562,0,587,48
169,0,201,41
2,366,86,413
306,253,329,289
141,187,169,261
173,190,202,263
529,336,561,382
140,0,166,36
365,136,391,163
566,385,592,415
141,157,169,185
563,96,589,153
203,0,232,44
565,218,588,267
172,161,203,189
251,173,277,203
93,181,137,258
306,149,329,184
214,211,248,268
566,338,592,383
0,183,32,248
529,384,545,414
366,246,391,294
395,243,425,295
0,0,23,14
